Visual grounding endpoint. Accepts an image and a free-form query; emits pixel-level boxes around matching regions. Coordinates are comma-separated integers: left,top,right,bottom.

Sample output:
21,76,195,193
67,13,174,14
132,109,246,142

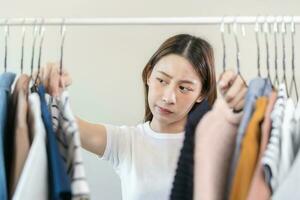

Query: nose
162,86,176,104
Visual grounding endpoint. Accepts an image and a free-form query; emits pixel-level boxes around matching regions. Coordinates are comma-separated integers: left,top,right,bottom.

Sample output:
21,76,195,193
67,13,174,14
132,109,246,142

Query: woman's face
147,54,203,125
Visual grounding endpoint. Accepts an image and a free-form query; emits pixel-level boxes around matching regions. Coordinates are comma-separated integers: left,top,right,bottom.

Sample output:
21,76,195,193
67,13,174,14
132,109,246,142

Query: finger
62,74,72,87
227,87,247,109
223,75,246,103
49,63,60,96
43,62,55,88
218,69,236,90
233,98,246,112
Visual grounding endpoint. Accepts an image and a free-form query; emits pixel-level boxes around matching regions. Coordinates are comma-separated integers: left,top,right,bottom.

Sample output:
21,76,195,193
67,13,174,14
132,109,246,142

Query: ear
195,95,203,103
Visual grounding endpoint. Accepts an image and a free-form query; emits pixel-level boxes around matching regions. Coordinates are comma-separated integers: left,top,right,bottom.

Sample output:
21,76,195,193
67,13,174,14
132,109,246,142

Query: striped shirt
262,84,287,192
46,91,90,200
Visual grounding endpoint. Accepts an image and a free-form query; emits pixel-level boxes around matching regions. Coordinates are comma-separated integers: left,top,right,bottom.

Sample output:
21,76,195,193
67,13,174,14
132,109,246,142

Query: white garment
101,121,184,200
47,92,90,199
272,101,300,199
13,93,48,200
262,84,287,191
277,98,296,183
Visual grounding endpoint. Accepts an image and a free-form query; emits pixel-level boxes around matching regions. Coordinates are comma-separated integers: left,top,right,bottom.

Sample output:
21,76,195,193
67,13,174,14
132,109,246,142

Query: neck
150,117,187,134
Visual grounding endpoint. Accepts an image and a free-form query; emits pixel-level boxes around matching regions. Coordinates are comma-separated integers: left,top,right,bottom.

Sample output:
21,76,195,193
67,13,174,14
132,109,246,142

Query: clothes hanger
255,16,262,77
20,18,26,74
31,18,45,93
4,19,9,73
59,18,66,77
30,19,38,79
220,16,227,73
281,17,289,97
273,17,280,88
233,17,246,80
289,16,299,102
264,17,272,84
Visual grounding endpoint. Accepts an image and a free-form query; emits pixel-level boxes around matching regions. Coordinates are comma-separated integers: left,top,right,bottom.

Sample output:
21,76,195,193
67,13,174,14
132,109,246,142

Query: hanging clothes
277,98,296,181
271,101,300,199
170,99,211,200
194,97,242,200
0,72,16,200
12,93,49,200
262,84,287,192
47,91,90,199
4,74,30,198
229,97,268,200
227,78,272,196
246,91,277,200
37,84,72,200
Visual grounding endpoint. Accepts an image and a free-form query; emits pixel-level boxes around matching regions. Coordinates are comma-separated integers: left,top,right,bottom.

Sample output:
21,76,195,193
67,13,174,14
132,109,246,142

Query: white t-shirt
100,121,185,200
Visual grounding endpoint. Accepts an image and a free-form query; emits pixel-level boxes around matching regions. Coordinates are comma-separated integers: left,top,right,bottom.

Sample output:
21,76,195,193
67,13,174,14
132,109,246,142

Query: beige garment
247,92,277,200
194,98,243,200
9,74,30,197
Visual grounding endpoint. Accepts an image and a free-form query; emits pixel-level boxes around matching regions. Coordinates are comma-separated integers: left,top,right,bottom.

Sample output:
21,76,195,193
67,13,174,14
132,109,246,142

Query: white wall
1,0,300,199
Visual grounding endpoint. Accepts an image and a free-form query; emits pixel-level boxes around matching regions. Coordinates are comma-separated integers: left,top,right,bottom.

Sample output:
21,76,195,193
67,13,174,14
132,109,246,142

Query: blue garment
0,72,16,200
37,84,71,200
226,78,272,196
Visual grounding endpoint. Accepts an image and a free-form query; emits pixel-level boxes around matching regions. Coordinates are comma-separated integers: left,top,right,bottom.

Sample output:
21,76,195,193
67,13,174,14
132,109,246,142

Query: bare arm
76,117,107,156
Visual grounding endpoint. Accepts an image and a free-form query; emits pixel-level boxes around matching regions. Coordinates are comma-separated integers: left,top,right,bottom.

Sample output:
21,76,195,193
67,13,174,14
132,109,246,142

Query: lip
156,105,173,114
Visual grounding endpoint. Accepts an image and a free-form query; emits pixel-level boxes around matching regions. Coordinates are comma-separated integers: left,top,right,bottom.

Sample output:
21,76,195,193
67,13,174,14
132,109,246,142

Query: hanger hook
220,16,226,73
264,16,272,83
273,16,279,87
34,18,45,86
30,19,39,77
233,17,243,77
20,18,26,74
289,16,299,101
281,16,289,96
4,19,9,72
255,16,262,77
60,18,66,77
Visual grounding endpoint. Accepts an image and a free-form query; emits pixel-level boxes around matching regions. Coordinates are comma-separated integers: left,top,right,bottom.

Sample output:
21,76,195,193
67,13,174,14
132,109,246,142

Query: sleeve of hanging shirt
100,124,133,170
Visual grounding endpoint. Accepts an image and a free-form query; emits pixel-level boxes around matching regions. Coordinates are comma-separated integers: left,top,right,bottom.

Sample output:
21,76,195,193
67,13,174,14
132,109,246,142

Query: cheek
177,94,199,112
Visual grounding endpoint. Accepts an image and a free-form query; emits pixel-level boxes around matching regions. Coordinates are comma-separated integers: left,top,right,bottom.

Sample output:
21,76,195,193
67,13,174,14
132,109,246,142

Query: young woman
39,34,247,200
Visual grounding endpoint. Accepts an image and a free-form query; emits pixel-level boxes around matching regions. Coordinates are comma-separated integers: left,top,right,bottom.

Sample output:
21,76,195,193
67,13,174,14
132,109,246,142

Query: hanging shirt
271,101,300,199
194,98,242,200
277,98,296,182
170,100,211,200
247,91,277,200
37,85,72,200
0,72,16,200
100,121,184,200
229,97,268,200
293,101,300,156
262,84,287,192
227,78,272,196
4,74,30,198
46,91,90,199
12,93,48,200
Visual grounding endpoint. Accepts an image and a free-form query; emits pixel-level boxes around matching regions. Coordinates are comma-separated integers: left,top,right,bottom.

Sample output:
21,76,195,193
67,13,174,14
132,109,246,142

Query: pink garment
247,91,277,200
9,74,31,197
194,98,243,200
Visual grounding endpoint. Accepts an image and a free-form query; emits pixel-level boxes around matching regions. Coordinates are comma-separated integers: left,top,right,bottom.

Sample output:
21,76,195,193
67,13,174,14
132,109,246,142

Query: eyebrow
157,70,196,85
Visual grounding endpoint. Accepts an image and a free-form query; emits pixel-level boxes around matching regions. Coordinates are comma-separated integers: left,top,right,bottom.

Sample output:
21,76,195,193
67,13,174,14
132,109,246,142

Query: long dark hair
142,34,217,122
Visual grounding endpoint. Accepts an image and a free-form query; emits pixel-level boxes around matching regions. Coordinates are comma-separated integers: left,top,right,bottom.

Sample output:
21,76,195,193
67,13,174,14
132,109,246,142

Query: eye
156,78,167,85
179,86,192,93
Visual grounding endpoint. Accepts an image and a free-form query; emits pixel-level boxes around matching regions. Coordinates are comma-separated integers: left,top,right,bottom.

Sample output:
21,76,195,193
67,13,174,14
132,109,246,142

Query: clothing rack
1,16,300,26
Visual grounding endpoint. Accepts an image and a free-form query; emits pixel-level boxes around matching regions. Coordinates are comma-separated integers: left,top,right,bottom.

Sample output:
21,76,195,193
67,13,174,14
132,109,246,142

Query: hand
33,62,72,96
218,70,247,112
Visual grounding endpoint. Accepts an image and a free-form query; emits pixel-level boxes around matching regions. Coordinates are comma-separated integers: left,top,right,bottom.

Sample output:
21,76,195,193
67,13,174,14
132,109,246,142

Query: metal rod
0,16,299,26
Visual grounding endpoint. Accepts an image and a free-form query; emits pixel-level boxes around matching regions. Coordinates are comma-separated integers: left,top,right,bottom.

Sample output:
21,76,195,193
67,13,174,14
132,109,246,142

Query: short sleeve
99,124,132,170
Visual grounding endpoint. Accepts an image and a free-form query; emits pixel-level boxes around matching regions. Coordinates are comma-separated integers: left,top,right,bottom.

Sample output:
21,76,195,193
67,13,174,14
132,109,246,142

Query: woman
39,34,247,200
